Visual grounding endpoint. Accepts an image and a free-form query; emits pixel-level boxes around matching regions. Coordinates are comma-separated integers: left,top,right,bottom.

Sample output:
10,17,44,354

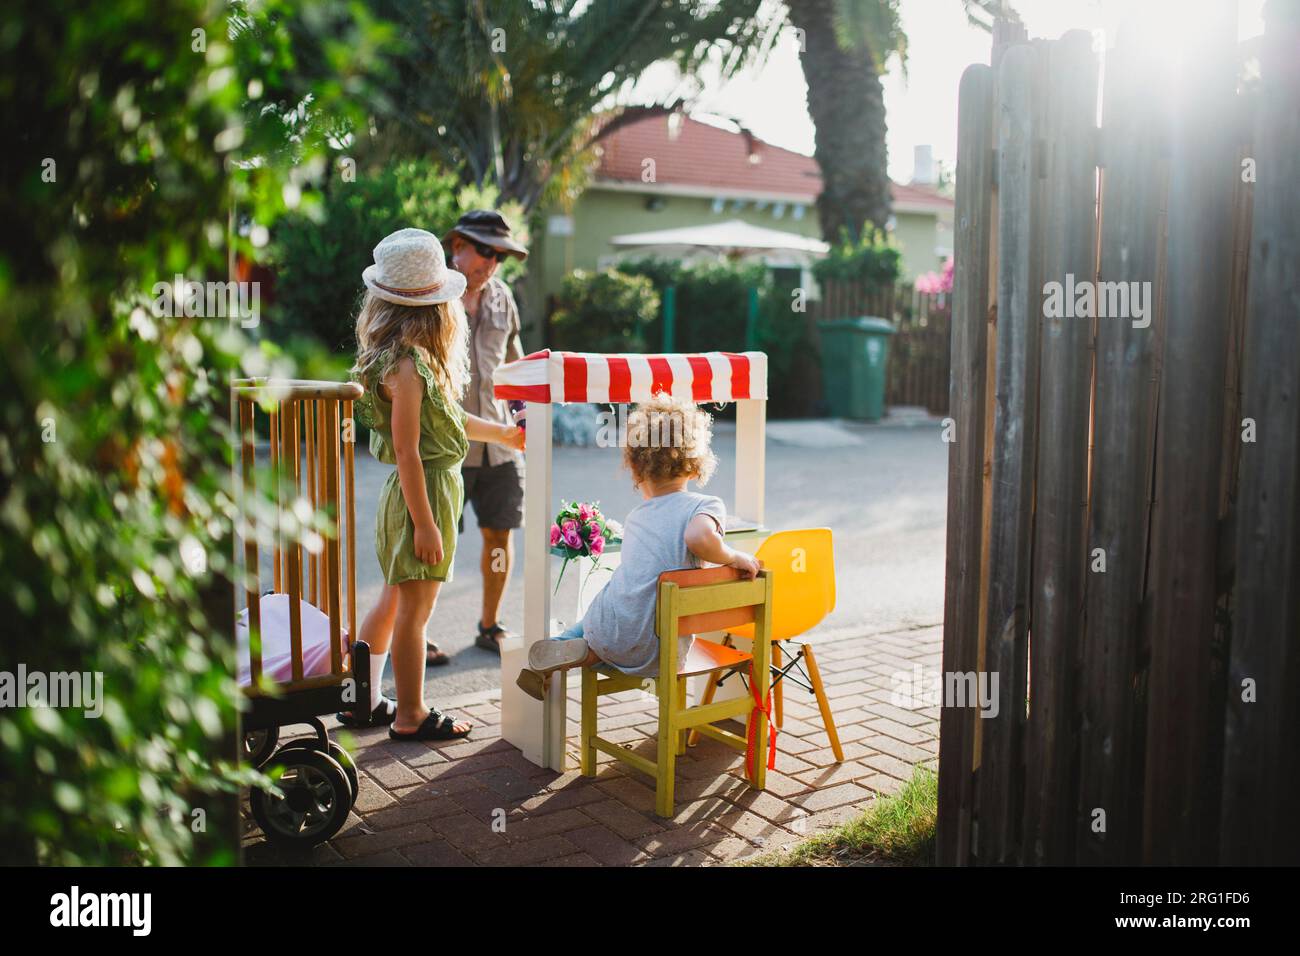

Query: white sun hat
362,227,467,306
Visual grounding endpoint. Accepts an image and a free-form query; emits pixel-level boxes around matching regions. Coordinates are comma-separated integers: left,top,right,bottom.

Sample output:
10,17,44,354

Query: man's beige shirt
462,276,524,468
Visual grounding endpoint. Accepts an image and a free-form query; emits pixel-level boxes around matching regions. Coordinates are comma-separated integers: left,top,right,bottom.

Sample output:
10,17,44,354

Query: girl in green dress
344,228,525,740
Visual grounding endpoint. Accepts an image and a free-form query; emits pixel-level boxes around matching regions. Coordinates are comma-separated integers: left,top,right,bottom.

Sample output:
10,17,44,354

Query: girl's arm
684,514,760,579
386,358,443,565
464,411,526,451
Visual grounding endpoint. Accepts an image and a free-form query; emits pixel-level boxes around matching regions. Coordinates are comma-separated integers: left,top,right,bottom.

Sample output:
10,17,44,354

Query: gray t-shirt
582,490,727,678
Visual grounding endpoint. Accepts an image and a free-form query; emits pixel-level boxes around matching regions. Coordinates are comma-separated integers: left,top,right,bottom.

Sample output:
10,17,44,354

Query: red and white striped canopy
493,350,768,405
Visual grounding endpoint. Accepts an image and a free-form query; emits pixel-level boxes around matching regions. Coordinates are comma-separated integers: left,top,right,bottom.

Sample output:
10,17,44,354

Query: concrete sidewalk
243,623,942,867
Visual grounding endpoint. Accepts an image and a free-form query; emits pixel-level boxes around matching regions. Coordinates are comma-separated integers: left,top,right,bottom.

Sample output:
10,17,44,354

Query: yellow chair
689,529,843,762
580,566,774,818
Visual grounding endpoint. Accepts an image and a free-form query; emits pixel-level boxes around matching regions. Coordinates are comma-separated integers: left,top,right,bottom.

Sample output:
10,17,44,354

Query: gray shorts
459,460,524,531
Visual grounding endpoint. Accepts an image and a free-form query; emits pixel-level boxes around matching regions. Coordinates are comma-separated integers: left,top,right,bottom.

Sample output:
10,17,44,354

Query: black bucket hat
443,209,529,261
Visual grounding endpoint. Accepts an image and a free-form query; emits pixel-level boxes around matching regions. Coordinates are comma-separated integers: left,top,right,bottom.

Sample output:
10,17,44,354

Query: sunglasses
468,240,509,263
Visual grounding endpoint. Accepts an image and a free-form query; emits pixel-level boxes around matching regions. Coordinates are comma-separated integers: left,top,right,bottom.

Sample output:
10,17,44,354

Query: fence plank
973,41,1041,865
1021,31,1098,865
1142,4,1238,865
936,62,994,867
1221,0,1300,866
1076,32,1166,867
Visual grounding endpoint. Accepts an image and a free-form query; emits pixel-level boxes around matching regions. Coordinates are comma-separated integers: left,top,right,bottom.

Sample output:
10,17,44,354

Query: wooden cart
233,378,371,848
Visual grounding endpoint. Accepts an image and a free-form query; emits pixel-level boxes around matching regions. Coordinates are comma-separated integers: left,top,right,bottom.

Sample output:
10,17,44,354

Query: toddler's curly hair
622,394,717,488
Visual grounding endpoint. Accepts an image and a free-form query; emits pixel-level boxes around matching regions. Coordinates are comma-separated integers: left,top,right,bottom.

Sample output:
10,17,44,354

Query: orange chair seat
679,637,751,678
594,637,751,680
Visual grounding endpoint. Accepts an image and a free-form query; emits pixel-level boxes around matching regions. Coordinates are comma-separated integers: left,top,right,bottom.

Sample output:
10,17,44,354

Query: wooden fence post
1022,31,1098,865
974,40,1042,865
936,62,994,866
1142,3,1238,865
1220,0,1300,866
1076,29,1167,867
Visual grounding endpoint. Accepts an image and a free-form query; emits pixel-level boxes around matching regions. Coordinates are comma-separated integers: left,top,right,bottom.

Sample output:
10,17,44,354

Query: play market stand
492,350,771,771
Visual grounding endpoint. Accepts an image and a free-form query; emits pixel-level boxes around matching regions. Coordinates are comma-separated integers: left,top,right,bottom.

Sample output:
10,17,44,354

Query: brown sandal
425,642,451,667
474,622,510,655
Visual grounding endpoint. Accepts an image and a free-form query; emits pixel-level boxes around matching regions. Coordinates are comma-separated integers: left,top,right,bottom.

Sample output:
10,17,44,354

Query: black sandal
474,622,510,655
388,709,472,741
425,641,451,667
336,697,397,728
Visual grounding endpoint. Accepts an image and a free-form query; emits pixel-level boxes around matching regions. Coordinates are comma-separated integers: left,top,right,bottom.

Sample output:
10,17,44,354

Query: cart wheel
250,748,353,848
278,739,359,803
242,727,279,769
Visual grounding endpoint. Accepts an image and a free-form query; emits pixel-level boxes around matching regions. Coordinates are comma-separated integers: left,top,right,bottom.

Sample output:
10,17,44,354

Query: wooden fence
813,280,952,414
938,7,1300,866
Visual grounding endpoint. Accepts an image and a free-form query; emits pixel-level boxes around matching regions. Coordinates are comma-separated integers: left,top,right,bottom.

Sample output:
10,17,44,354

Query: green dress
355,347,469,584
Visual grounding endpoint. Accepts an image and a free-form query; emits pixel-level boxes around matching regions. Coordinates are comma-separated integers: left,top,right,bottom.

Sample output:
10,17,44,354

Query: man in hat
435,210,530,662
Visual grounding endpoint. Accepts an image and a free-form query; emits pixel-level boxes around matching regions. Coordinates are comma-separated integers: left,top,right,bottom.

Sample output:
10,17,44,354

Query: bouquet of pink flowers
550,500,621,593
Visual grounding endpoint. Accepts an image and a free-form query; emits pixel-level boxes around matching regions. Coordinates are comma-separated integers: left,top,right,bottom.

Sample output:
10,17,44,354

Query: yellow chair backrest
727,528,835,642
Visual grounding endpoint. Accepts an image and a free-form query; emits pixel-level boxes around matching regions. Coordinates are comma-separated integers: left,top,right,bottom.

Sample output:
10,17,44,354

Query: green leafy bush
0,0,381,865
812,227,903,285
269,166,527,352
548,269,661,354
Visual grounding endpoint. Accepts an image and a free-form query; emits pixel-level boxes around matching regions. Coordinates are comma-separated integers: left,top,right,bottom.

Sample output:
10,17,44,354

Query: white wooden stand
500,397,769,771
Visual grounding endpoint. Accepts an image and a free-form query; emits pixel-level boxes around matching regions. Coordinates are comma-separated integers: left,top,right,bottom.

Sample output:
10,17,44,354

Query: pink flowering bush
915,256,954,295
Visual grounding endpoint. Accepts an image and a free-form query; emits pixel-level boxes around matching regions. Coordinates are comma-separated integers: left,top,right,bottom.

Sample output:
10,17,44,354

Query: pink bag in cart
237,593,350,688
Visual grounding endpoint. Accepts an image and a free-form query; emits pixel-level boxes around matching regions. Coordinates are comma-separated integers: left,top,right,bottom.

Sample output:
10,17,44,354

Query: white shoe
528,638,589,674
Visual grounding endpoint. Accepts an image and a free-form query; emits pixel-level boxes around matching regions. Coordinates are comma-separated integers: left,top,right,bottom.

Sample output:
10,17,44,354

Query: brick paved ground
243,624,941,867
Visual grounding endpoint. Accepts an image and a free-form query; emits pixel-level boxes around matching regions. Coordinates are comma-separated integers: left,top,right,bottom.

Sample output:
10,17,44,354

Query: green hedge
549,269,660,354
605,259,818,418
811,227,902,285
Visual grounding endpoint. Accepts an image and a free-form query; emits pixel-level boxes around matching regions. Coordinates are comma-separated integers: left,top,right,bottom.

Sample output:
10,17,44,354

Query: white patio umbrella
608,219,829,259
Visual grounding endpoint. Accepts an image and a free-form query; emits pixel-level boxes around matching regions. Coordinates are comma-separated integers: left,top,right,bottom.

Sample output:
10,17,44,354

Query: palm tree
784,0,1019,244
784,0,906,243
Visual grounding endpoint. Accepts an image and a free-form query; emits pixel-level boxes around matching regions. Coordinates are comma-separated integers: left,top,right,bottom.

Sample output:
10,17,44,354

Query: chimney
912,144,934,185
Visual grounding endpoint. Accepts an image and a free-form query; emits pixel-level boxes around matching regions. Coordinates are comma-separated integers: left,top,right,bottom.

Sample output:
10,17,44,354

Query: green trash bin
817,316,896,421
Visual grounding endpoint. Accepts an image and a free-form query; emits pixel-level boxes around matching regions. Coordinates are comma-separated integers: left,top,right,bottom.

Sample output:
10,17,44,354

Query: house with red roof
530,109,955,312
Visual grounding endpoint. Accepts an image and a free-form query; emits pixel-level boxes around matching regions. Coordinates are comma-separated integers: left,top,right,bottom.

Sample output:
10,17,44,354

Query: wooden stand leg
803,644,844,762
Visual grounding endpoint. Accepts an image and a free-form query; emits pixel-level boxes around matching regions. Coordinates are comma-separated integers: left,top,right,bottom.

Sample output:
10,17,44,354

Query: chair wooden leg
686,668,722,748
773,642,784,729
580,667,597,776
749,650,769,793
676,677,688,755
802,644,844,762
656,680,677,817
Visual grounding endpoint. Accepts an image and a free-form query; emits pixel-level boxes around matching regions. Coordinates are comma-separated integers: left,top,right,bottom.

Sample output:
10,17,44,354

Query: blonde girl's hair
351,292,470,405
623,394,717,488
